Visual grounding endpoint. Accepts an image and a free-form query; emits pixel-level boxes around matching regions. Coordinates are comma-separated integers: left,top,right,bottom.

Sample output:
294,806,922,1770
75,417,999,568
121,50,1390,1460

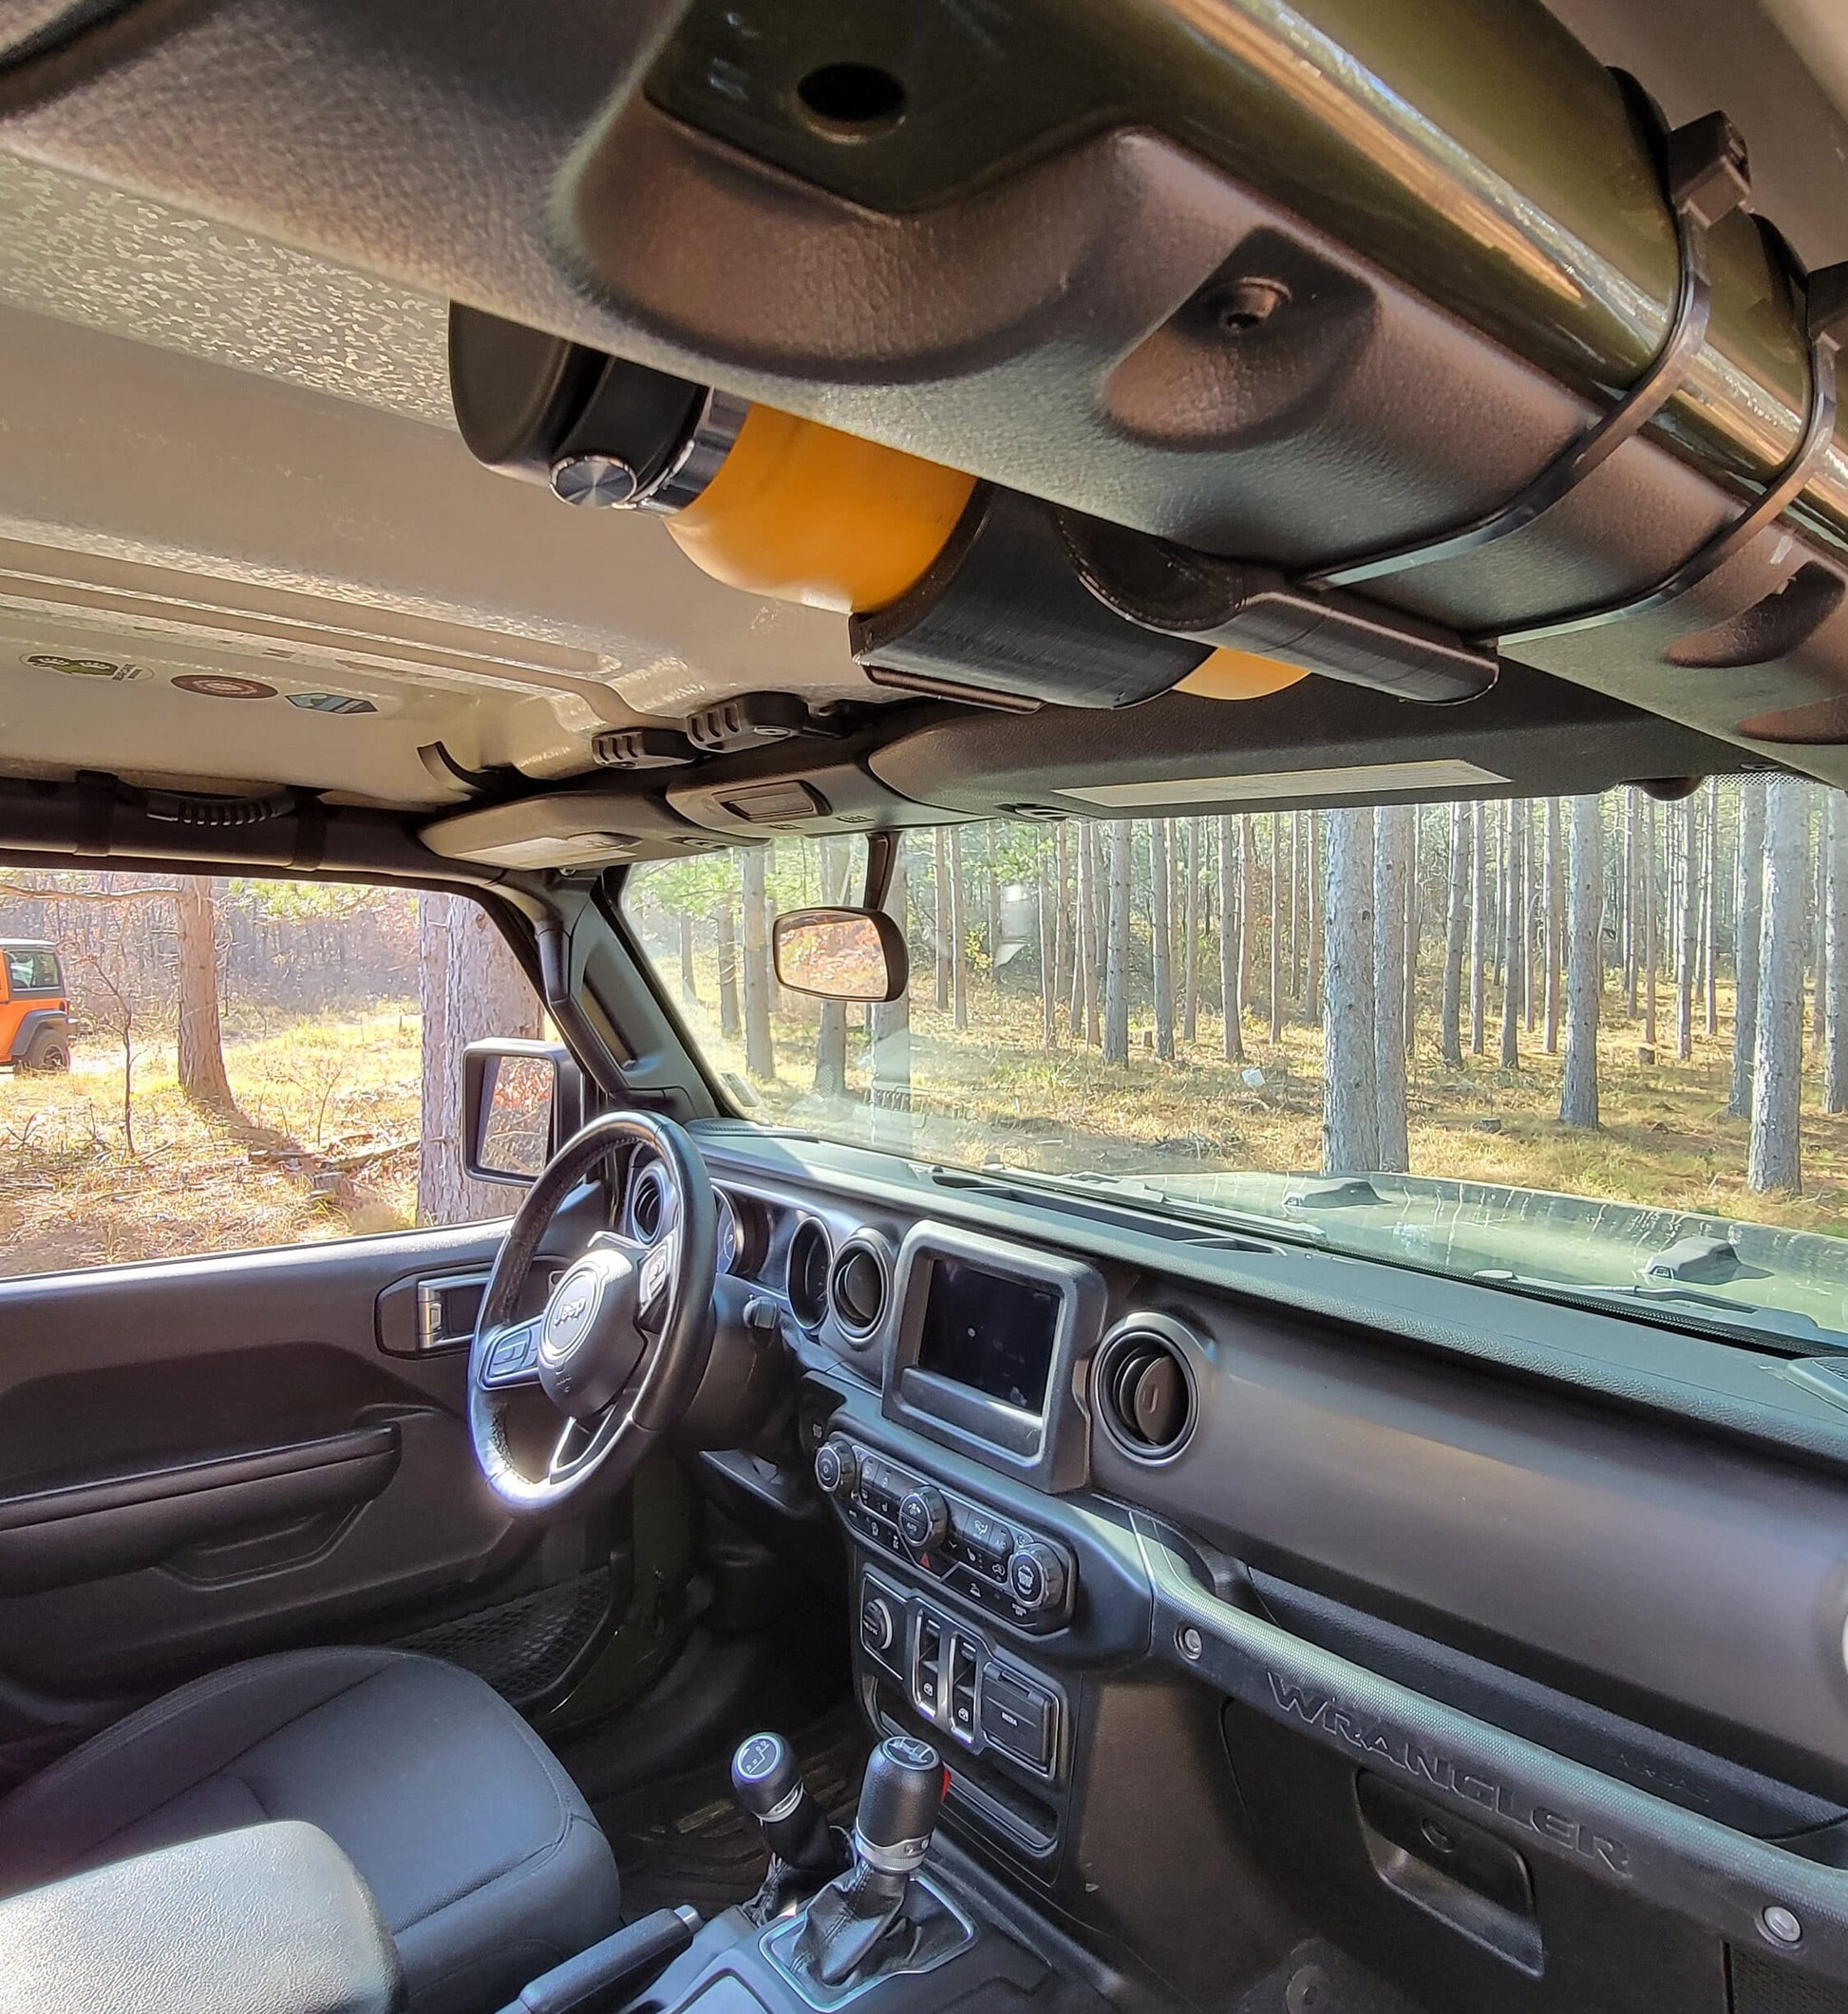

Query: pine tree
1727,781,1764,1119
1560,795,1602,1127
1749,776,1809,1194
1322,807,1379,1173
1103,819,1132,1064
1151,820,1176,1061
1373,805,1412,1172
1441,800,1468,1067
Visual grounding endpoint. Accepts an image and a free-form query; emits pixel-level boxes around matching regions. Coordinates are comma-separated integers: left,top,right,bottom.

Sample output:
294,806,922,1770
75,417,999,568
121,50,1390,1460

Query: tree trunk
1103,820,1133,1063
1815,787,1830,1060
1499,800,1522,1068
1521,801,1537,1035
1560,795,1602,1127
417,894,542,1225
1306,811,1324,1013
1676,796,1697,1061
1469,801,1486,1056
1373,805,1411,1172
1218,816,1244,1063
741,847,776,1079
1829,792,1848,1112
1404,809,1421,1056
175,875,233,1108
949,827,969,1030
1643,797,1659,1054
1749,776,1809,1194
1039,837,1057,1047
716,902,740,1039
1151,820,1175,1060
1543,799,1563,1055
870,839,913,1146
1053,824,1071,1039
1728,781,1763,1117
985,825,1001,972
1080,823,1102,1045
1182,818,1200,1044
1288,811,1303,1005
1703,776,1720,1035
933,829,952,1012
1322,807,1379,1173
1262,815,1280,1045
1623,792,1638,1016
678,912,698,1003
1441,801,1468,1067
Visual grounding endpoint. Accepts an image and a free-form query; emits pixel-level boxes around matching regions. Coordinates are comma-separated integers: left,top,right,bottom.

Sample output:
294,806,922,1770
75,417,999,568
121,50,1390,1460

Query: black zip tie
1503,256,1848,645
1306,111,1750,593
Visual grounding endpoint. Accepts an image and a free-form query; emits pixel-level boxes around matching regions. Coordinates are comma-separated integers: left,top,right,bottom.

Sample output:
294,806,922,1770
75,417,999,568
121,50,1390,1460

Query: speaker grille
1731,1949,1848,2014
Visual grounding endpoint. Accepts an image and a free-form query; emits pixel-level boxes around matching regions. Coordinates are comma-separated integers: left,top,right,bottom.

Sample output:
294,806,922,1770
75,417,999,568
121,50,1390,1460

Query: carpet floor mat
597,1704,870,1923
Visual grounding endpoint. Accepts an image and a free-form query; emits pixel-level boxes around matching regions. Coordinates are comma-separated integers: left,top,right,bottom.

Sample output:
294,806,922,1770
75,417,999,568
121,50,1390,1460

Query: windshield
623,782,1848,1349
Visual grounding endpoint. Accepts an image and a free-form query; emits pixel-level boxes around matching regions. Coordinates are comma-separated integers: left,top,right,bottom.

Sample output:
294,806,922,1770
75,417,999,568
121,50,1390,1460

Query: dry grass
721,974,1848,1238
10,962,1846,1282
0,1006,422,1276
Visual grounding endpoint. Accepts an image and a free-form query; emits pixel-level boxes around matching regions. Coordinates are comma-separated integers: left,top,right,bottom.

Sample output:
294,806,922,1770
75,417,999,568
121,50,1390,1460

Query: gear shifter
791,1735,945,1987
732,1731,848,1927
732,1732,841,1878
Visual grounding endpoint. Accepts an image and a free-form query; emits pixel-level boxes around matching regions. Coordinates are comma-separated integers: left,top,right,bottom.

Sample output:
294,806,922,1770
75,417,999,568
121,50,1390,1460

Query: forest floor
741,982,1848,1240
9,971,1848,1282
0,1004,422,1275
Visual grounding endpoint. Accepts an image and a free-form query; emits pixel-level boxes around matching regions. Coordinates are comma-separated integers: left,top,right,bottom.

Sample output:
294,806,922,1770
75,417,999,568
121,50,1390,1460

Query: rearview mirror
771,908,909,1004
462,1040,584,1183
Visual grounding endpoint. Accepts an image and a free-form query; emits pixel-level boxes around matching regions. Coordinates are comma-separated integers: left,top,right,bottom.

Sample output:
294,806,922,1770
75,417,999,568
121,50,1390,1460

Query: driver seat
0,1646,622,2014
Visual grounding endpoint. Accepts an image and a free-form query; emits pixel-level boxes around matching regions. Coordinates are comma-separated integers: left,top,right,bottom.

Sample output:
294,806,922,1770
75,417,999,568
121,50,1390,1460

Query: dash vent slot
1094,1319,1198,1461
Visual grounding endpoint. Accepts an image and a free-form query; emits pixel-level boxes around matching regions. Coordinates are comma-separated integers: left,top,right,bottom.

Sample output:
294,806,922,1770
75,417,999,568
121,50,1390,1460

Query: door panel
0,1187,618,1782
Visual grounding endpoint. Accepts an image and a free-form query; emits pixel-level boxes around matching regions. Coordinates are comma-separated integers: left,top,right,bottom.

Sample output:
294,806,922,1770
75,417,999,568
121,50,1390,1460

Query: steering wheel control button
485,1324,539,1382
897,1486,949,1553
815,1436,859,1500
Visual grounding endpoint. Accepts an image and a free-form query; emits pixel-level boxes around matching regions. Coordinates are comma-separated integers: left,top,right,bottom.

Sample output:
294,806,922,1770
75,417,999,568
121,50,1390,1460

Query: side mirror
462,1039,585,1183
771,908,909,1004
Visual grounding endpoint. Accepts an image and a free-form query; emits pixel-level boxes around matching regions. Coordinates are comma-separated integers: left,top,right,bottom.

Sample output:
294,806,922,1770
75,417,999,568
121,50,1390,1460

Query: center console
799,1223,1130,1871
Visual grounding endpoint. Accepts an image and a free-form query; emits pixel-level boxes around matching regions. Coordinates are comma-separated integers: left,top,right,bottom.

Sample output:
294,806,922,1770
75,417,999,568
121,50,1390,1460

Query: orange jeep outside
0,940,71,1072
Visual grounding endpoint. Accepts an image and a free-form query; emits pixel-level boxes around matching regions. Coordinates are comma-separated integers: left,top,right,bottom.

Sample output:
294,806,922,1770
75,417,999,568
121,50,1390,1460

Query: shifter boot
792,1859,913,1986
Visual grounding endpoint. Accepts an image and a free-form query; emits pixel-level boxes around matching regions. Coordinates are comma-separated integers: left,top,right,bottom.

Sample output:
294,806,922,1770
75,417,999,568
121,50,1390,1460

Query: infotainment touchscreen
915,1257,1061,1415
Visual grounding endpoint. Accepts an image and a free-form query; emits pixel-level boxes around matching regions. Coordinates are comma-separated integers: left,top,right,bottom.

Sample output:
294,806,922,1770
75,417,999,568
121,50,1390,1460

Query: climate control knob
1008,1540,1068,1618
815,1436,859,1500
896,1485,949,1553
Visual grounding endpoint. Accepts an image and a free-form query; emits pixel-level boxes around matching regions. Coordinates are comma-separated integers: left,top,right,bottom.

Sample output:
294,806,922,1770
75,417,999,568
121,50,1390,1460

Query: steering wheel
468,1112,719,1512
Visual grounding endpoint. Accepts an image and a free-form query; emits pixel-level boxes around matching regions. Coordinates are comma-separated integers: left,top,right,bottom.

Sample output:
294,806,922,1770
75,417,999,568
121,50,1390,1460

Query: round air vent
1094,1320,1198,1461
787,1218,833,1331
829,1234,892,1344
627,1158,670,1242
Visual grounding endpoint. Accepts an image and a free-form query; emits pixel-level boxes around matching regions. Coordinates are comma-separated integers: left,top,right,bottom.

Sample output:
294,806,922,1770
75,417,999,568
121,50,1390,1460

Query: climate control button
896,1485,950,1552
1008,1541,1067,1617
815,1435,859,1500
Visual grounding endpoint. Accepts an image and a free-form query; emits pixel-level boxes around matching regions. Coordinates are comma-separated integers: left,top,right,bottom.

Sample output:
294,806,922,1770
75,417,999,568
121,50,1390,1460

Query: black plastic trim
0,1423,404,1593
1139,1514,1848,1985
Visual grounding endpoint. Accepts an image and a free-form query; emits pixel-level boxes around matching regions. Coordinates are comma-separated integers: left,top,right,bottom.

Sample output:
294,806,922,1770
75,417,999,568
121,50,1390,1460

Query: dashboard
617,1124,1848,2013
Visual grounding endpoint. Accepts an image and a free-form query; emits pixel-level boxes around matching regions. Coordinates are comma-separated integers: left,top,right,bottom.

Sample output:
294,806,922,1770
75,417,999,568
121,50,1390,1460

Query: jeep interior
4,2,1848,2012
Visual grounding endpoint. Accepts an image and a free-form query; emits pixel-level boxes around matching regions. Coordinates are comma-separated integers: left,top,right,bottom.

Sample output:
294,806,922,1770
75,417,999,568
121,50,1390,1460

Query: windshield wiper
1468,1269,1848,1356
927,1164,1328,1249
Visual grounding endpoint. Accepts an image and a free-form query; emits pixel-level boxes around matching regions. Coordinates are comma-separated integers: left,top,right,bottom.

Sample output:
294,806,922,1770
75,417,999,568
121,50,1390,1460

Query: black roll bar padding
1306,109,1752,593
1505,256,1848,647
